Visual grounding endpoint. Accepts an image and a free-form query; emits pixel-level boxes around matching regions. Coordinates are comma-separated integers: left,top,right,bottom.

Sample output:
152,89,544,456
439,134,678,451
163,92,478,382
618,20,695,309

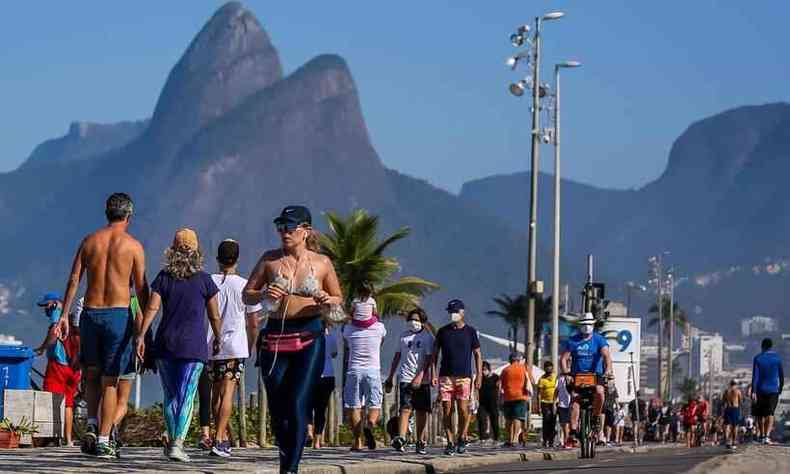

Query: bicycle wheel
580,410,589,458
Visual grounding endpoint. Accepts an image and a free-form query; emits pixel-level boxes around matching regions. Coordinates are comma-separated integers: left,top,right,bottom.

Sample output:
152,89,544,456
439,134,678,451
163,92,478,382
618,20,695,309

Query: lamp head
543,11,565,21
509,81,526,97
558,60,582,68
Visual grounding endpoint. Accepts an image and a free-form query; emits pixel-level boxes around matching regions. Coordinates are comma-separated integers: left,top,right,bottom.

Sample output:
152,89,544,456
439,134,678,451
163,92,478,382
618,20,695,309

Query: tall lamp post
550,60,581,373
507,10,565,368
648,251,669,399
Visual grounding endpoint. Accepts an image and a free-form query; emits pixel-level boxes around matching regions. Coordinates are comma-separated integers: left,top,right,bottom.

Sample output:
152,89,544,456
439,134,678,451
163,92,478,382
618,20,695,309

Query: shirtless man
723,380,742,449
57,193,149,459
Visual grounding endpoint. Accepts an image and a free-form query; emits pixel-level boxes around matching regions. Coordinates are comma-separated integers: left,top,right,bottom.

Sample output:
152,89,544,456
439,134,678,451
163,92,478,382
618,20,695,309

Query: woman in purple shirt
136,228,222,463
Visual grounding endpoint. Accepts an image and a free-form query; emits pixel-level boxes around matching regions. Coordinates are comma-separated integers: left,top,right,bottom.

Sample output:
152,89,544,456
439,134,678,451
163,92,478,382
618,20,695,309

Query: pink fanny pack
261,331,318,352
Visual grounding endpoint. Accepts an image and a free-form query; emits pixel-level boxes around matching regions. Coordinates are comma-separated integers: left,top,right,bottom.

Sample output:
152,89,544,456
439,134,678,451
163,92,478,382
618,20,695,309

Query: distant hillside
20,119,149,169
460,103,790,335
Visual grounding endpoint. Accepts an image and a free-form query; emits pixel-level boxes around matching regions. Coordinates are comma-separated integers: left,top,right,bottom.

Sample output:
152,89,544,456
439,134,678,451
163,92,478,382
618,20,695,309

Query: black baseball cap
446,299,465,312
274,205,312,231
217,239,240,265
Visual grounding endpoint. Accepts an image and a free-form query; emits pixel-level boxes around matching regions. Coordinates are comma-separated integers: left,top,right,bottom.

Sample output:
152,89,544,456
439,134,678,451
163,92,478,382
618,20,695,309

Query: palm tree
487,294,553,356
486,294,527,350
648,295,689,342
677,376,699,402
319,209,439,318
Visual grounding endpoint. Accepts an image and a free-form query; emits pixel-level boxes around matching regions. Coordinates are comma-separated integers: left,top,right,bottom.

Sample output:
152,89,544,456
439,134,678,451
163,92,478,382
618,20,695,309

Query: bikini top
274,256,320,298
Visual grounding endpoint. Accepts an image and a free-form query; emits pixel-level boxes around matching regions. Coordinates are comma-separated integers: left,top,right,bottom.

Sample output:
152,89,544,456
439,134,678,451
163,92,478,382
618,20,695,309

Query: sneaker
363,427,376,450
81,424,98,455
416,441,427,455
211,440,232,458
111,426,123,459
168,444,191,462
96,440,117,459
197,434,213,451
764,438,775,445
391,436,406,453
444,442,455,456
456,438,467,454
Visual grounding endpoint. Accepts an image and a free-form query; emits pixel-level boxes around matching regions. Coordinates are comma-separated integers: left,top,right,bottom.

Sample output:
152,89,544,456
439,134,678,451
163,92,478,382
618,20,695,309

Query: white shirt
557,375,572,408
208,274,262,360
397,329,434,384
342,322,387,371
322,327,340,378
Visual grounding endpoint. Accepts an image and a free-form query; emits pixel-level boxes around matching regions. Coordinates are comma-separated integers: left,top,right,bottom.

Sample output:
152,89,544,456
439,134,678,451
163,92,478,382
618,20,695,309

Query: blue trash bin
0,345,34,418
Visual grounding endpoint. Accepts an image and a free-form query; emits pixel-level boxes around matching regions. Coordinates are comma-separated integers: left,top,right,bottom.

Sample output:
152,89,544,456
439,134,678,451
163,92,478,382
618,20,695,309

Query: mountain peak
657,102,790,191
147,1,283,152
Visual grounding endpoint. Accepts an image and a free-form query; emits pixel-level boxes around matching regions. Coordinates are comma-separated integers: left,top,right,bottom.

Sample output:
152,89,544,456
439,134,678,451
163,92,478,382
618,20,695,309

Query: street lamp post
507,11,564,367
550,60,581,373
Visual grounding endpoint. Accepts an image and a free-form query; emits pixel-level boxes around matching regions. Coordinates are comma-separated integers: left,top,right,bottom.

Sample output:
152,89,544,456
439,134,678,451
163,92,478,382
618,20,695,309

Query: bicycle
574,373,599,459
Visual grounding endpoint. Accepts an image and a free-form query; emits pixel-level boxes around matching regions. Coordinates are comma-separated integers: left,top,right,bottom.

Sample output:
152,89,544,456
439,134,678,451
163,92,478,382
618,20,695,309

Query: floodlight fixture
543,11,565,21
557,60,582,69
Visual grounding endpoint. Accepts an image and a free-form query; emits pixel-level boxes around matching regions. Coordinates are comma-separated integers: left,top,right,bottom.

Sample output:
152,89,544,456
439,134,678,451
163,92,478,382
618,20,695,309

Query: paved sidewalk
685,444,790,474
0,442,674,474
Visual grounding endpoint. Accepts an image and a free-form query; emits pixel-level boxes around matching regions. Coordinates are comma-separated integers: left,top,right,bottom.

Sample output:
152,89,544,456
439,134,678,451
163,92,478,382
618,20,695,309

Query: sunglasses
275,223,308,233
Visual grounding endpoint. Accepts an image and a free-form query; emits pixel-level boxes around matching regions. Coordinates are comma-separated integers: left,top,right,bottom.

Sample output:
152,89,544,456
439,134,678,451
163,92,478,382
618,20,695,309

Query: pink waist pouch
261,331,317,352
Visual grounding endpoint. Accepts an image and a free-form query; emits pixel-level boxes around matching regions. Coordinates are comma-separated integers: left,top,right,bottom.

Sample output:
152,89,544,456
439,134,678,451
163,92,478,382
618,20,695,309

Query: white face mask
409,320,422,332
449,312,462,323
580,324,594,335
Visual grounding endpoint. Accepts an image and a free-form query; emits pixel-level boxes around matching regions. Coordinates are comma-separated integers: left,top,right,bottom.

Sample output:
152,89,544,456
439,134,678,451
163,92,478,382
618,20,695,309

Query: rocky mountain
20,119,148,169
0,2,548,358
460,103,790,335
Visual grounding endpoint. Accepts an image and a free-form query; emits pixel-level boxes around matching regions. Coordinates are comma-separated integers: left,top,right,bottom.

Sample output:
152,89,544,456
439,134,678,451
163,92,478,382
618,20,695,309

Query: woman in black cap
243,206,343,474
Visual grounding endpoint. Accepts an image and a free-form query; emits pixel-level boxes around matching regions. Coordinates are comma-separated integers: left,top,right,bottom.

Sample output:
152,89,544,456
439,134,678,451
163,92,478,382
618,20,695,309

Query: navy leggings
259,317,325,473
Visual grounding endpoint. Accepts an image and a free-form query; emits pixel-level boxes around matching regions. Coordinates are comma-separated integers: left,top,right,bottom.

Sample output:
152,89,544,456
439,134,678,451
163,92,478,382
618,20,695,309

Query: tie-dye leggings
157,358,204,441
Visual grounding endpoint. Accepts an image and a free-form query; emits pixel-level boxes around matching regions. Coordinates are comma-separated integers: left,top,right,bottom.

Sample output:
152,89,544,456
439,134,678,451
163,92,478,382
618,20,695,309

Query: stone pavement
685,444,790,474
0,442,681,474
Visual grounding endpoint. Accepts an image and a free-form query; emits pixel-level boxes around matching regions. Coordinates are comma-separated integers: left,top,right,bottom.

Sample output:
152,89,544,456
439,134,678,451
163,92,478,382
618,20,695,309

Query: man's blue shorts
724,406,741,426
80,307,133,377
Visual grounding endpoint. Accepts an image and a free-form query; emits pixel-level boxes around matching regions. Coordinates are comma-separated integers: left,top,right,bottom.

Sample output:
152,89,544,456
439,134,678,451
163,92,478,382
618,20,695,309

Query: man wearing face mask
432,299,482,456
560,312,613,447
385,308,434,455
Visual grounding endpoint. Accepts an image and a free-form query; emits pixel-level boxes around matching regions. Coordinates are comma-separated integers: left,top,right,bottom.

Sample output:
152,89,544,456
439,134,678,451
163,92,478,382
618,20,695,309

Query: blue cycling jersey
564,332,608,375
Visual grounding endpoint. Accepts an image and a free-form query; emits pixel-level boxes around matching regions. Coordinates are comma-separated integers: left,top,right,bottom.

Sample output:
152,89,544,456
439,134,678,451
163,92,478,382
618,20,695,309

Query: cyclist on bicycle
560,312,613,447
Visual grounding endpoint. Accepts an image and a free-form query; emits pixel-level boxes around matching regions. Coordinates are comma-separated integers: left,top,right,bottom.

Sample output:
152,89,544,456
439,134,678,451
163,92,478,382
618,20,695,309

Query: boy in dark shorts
386,308,434,455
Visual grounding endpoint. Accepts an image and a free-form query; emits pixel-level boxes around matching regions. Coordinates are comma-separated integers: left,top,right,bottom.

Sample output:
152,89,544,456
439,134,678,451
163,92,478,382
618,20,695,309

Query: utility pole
656,256,664,401
668,272,675,402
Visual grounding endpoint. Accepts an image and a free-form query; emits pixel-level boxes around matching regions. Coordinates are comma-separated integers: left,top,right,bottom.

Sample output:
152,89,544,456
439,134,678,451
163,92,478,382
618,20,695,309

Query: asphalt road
457,446,729,473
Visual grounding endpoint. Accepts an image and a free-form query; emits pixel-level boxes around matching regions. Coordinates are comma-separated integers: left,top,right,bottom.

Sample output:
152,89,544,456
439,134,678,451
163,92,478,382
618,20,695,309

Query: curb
293,443,677,474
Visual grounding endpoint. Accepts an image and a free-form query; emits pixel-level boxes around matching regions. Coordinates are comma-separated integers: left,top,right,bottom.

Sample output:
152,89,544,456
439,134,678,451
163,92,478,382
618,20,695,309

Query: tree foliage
319,209,439,318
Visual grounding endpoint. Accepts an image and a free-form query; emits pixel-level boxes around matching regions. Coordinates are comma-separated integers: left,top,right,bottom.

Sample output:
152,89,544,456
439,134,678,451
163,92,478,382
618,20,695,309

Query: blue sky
1,1,788,192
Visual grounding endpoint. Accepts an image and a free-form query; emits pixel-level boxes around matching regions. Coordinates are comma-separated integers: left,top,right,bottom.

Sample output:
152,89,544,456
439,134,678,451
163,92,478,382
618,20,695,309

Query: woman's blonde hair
164,246,204,280
306,228,321,253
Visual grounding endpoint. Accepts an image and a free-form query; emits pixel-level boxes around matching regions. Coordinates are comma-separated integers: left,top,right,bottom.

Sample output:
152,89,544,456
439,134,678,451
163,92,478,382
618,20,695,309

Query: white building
741,315,778,337
691,333,724,379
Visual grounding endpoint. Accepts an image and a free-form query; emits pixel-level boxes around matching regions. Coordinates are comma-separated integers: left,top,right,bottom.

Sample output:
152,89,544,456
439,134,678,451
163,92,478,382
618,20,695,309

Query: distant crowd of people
30,193,785,474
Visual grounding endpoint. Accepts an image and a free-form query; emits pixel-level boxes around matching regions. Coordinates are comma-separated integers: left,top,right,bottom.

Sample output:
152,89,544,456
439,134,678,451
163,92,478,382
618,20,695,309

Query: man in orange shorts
35,293,81,446
432,299,482,456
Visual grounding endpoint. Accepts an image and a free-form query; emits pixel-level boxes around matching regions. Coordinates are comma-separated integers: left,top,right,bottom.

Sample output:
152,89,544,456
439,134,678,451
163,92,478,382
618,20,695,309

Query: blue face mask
45,305,62,325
